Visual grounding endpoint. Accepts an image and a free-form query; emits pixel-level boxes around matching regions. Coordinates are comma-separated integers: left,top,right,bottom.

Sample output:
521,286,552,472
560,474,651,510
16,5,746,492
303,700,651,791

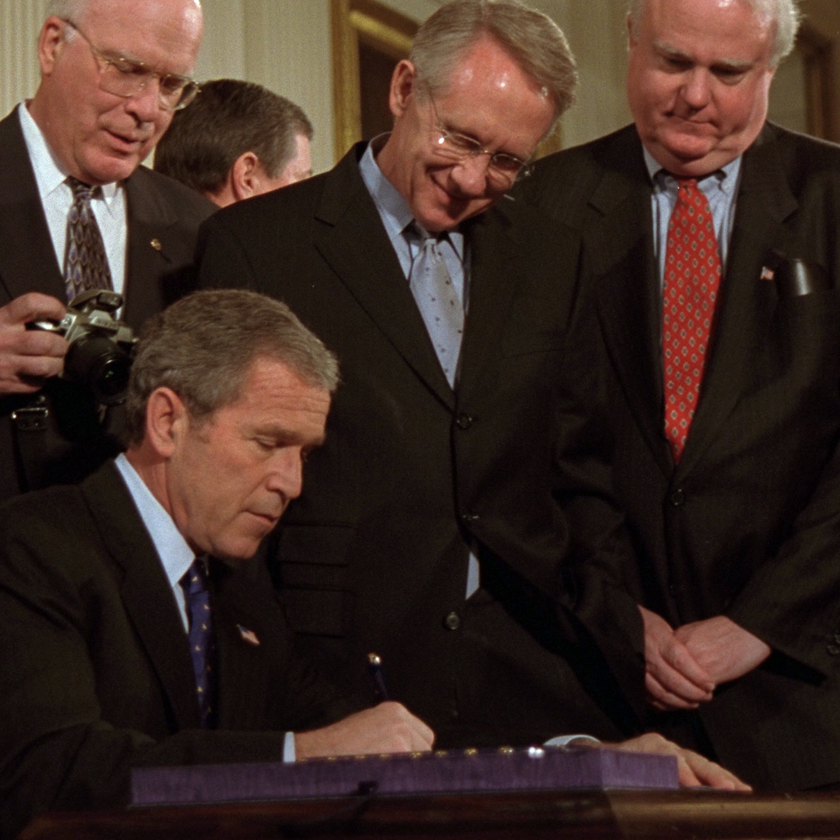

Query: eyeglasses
427,95,533,187
63,19,200,111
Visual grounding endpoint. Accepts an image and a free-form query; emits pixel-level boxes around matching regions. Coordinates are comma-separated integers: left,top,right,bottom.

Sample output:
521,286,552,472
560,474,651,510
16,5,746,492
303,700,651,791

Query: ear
38,17,66,76
626,13,638,47
230,151,262,201
389,59,419,119
144,387,189,459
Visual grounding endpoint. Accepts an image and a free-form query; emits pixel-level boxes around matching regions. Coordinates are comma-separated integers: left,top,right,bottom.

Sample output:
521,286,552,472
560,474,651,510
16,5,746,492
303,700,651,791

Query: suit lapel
313,146,454,407
677,125,797,474
123,169,183,330
0,110,65,303
212,563,278,730
456,197,530,395
81,463,201,730
587,130,672,475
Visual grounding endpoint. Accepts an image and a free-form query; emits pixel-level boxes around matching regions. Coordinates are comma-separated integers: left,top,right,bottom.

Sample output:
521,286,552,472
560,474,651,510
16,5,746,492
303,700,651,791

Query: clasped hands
639,605,771,711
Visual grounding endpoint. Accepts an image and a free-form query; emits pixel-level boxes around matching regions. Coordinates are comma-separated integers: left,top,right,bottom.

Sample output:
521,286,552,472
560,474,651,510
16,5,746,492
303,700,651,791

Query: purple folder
131,746,679,806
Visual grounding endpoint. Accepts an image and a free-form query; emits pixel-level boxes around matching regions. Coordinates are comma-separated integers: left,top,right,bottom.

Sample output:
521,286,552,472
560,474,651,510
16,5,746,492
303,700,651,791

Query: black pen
367,652,390,702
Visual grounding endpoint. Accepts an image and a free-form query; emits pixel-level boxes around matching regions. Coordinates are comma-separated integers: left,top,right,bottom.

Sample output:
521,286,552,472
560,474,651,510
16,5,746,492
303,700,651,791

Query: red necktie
662,179,722,462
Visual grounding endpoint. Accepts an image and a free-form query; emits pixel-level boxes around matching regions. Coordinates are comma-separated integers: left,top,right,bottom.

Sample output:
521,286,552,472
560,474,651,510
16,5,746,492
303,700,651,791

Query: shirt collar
642,143,742,196
18,101,121,209
359,136,466,261
113,453,195,592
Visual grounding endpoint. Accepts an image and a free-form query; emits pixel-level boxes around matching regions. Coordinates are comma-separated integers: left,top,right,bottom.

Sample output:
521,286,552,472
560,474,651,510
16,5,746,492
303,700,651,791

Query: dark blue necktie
179,558,217,728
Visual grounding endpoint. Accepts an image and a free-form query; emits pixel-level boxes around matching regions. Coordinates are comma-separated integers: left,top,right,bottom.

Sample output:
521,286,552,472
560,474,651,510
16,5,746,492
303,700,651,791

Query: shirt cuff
283,731,296,762
543,734,600,747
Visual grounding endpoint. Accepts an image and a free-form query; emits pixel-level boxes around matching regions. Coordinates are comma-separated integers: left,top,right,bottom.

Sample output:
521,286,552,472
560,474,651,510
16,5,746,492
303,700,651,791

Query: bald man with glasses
0,0,215,502
195,0,644,750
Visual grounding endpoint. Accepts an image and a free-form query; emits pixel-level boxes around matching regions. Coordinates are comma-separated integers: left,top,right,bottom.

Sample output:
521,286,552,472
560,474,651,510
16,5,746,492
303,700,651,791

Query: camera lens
64,335,133,405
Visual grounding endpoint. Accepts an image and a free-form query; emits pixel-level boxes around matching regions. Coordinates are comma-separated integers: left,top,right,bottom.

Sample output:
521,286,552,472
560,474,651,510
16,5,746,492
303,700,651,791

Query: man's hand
295,702,435,759
0,293,68,395
606,732,751,790
639,604,714,710
675,615,771,685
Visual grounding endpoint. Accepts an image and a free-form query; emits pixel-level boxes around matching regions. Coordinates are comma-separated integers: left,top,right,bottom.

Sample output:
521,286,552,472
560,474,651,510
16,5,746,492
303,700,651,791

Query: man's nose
266,449,305,500
124,77,164,123
681,68,712,110
449,153,493,196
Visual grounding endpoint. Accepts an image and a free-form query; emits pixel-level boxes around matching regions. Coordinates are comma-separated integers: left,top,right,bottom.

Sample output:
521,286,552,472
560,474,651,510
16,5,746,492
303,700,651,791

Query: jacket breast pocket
271,523,354,638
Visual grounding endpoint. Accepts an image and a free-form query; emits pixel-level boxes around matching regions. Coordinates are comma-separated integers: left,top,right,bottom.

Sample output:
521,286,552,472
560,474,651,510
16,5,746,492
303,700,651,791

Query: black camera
30,290,137,405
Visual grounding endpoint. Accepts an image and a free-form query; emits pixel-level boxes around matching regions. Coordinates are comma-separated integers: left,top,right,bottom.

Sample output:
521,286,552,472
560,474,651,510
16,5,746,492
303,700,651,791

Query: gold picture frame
331,0,418,160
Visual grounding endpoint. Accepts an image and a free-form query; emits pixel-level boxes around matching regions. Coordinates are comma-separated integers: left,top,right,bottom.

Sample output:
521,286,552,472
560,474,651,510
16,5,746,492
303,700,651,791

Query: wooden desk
17,789,840,840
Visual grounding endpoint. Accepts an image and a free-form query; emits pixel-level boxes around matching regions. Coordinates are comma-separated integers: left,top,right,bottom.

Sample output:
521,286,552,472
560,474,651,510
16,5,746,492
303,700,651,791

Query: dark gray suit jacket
0,462,354,838
521,123,840,790
0,108,215,501
194,144,645,749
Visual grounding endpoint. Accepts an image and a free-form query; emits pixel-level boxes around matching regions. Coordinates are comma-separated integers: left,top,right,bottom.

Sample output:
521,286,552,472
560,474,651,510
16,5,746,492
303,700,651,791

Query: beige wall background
0,0,834,176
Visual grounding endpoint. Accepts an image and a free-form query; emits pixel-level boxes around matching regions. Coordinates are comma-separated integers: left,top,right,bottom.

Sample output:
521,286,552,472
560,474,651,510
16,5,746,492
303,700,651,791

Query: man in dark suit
194,0,646,749
0,0,215,502
0,289,434,839
153,78,314,207
521,0,840,790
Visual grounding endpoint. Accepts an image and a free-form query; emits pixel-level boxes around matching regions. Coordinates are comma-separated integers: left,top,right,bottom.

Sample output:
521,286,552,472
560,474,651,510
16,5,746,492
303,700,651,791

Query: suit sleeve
0,498,356,837
550,277,647,721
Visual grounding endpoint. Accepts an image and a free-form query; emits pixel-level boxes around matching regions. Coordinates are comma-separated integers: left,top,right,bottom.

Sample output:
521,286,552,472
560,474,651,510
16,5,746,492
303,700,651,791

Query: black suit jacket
194,144,645,749
0,108,216,501
521,123,840,790
0,462,353,838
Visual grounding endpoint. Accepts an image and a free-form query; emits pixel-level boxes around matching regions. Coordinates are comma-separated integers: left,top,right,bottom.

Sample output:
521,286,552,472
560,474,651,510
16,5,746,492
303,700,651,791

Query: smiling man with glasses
0,0,215,503
194,0,661,758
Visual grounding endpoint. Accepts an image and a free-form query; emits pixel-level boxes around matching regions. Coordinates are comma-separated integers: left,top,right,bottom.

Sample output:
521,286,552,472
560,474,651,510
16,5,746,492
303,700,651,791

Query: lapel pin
150,238,162,252
237,624,260,646
760,266,775,281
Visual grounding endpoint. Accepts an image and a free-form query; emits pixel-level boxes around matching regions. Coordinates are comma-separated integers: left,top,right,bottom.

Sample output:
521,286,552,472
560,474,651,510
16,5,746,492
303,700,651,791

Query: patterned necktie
406,223,464,387
64,176,114,302
179,558,217,728
662,179,722,463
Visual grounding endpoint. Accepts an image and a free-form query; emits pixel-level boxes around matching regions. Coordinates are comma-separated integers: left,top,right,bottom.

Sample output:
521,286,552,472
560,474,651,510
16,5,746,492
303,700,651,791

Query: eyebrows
652,40,756,75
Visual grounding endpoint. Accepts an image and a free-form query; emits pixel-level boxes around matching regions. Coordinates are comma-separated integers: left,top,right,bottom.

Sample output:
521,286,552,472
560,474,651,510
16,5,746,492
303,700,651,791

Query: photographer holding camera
0,0,214,502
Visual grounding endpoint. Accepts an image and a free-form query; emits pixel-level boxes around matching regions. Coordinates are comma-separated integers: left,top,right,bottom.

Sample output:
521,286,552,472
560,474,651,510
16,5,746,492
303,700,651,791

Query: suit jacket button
462,513,480,524
670,489,686,507
456,413,474,430
444,612,461,631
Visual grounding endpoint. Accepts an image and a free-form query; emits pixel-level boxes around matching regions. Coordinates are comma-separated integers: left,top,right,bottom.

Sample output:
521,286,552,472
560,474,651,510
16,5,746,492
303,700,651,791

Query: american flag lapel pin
760,265,775,281
237,624,260,646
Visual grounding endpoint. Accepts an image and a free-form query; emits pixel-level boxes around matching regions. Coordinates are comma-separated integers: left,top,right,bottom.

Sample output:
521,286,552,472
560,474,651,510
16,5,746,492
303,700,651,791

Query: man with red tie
521,0,840,790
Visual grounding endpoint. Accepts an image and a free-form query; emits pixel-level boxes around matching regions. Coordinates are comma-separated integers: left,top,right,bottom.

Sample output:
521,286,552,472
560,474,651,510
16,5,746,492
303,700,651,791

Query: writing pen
367,652,390,702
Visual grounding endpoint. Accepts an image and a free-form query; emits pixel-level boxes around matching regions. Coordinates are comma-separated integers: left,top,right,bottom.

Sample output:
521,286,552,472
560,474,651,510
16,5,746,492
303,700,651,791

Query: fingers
612,733,751,791
294,702,435,760
639,606,714,709
645,671,703,711
0,294,68,394
373,701,435,752
674,747,752,791
0,292,67,328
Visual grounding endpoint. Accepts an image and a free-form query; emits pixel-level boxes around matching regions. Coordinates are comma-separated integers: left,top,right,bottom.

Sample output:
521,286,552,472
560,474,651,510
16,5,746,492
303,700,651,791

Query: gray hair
627,0,802,67
154,79,313,194
410,0,577,127
124,290,339,445
47,0,90,19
